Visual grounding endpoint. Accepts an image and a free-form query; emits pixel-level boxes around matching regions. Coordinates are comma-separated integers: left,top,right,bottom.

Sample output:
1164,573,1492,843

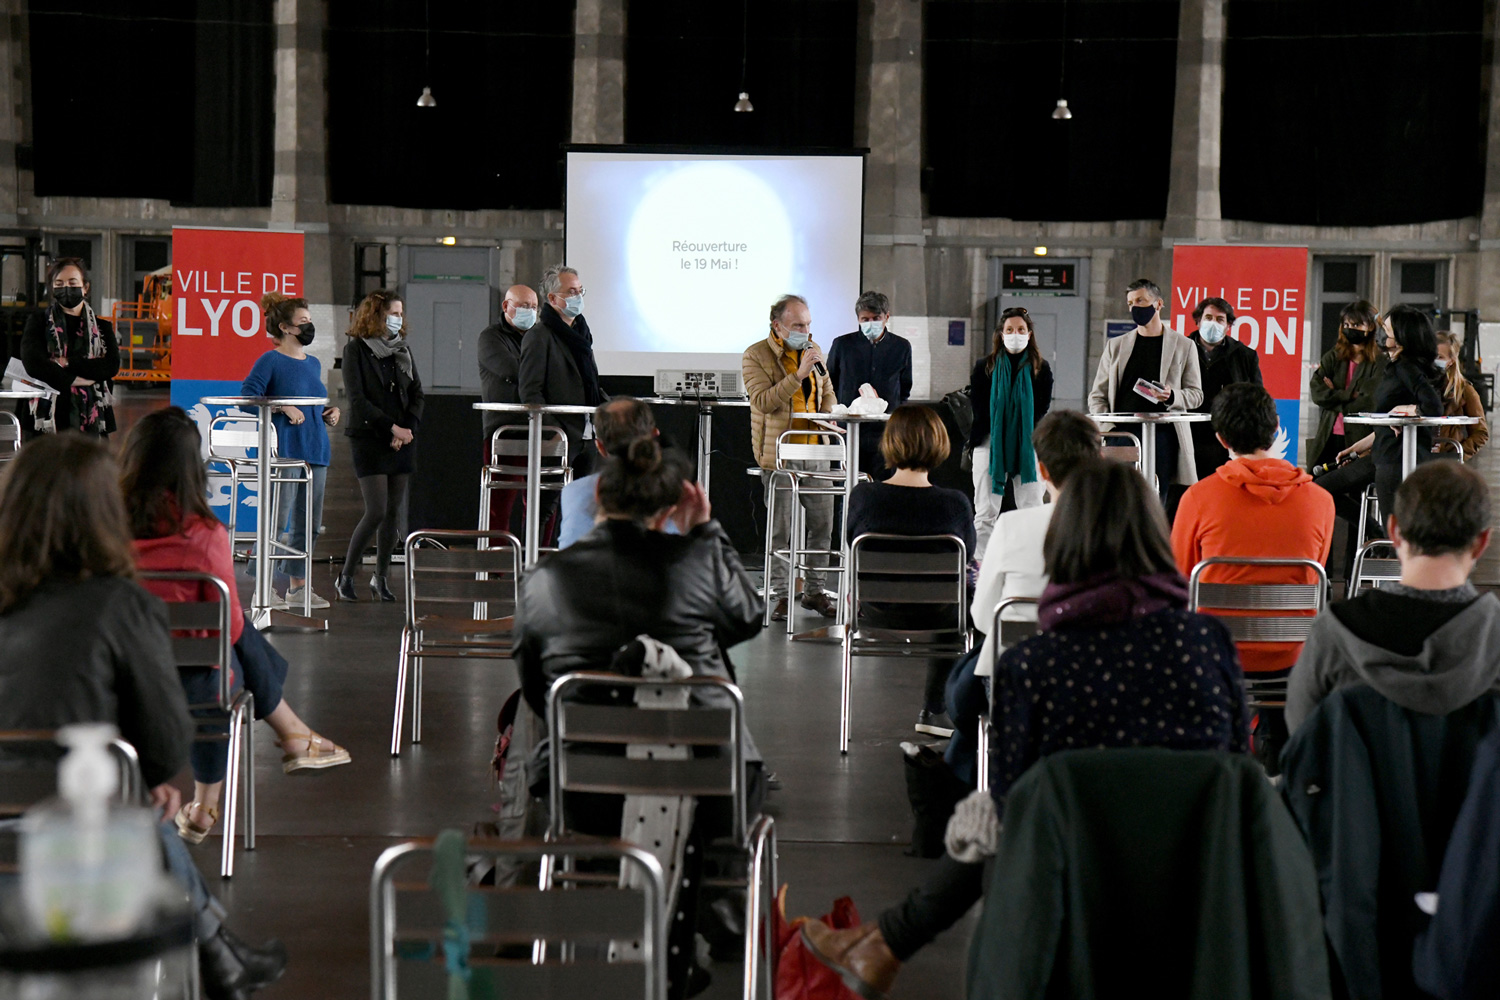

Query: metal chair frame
1100,430,1144,473
371,836,667,1000
546,672,778,1000
762,429,850,633
1187,557,1329,712
977,596,1040,794
1350,539,1402,595
206,414,314,614
839,533,972,755
140,571,254,878
477,425,573,554
391,529,522,756
0,411,21,463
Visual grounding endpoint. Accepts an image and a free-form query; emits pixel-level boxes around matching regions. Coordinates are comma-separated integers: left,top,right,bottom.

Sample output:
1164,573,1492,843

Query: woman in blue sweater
241,292,340,608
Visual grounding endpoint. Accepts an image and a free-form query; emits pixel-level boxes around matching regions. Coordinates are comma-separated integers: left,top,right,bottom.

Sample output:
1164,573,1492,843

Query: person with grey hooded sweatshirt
1286,460,1500,732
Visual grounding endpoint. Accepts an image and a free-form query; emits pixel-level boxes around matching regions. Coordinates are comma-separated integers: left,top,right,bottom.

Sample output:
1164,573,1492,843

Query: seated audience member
0,433,286,999
120,408,349,843
1435,330,1488,461
846,404,975,736
1171,383,1334,767
1286,460,1500,732
558,396,678,549
513,435,763,998
802,460,1249,996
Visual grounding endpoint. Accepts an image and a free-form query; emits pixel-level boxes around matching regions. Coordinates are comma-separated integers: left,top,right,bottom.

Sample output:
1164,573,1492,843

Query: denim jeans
275,463,327,567
180,619,290,785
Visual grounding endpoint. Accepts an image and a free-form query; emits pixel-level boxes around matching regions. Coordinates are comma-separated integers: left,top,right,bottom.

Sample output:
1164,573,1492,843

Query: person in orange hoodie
1173,382,1334,768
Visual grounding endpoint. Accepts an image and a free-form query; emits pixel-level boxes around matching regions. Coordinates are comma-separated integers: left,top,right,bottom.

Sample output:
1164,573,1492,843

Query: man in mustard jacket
743,294,838,622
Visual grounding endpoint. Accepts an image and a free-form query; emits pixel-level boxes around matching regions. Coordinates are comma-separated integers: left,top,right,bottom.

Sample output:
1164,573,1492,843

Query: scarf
1038,571,1189,632
363,329,414,381
31,301,114,435
989,352,1037,493
542,304,603,406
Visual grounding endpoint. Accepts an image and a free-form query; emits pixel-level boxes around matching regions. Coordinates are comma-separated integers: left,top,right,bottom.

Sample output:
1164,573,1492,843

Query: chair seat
415,613,514,637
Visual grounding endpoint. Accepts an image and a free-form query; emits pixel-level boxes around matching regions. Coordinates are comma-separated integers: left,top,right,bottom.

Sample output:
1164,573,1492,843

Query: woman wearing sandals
121,408,351,844
335,289,424,603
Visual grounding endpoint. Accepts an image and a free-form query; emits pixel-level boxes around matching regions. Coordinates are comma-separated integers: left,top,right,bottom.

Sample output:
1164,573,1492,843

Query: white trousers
972,442,1045,561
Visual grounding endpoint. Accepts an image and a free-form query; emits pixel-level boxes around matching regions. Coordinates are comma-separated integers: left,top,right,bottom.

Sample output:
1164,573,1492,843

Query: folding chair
763,429,849,633
1350,539,1402,594
205,414,314,612
840,533,972,755
0,411,21,463
547,672,778,1000
390,529,522,756
977,596,1039,794
477,424,572,554
371,836,667,1000
1187,557,1328,716
0,731,145,873
140,570,254,878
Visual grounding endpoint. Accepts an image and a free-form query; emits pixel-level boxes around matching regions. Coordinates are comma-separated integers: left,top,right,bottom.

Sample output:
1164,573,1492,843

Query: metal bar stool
477,424,572,553
762,429,849,635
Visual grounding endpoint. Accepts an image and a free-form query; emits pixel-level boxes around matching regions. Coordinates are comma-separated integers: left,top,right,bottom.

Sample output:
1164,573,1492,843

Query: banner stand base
253,609,329,633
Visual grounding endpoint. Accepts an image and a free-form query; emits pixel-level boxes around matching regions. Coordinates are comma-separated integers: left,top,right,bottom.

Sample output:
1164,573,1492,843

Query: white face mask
859,319,884,341
1002,332,1030,354
511,306,537,331
1200,320,1227,345
1435,357,1449,370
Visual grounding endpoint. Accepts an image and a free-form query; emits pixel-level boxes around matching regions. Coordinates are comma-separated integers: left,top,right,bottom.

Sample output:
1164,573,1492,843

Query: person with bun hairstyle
514,433,764,998
20,256,120,435
241,292,340,609
335,289,423,603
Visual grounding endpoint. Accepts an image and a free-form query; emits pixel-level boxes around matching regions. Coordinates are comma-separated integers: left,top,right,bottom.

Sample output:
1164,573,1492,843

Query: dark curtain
326,0,576,211
625,0,856,148
924,1,1180,220
27,0,273,206
1220,0,1485,226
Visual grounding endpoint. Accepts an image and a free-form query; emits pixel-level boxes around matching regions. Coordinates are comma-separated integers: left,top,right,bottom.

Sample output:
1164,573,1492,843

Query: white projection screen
565,149,866,377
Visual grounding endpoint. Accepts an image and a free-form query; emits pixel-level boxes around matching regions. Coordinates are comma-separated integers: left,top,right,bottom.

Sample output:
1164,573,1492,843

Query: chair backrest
1187,557,1328,643
850,533,969,621
1433,437,1465,463
775,429,846,468
0,731,145,821
209,414,280,461
547,672,747,845
404,529,523,623
370,837,666,1000
989,597,1039,671
1351,540,1402,594
138,571,235,710
491,424,569,465
1100,431,1143,471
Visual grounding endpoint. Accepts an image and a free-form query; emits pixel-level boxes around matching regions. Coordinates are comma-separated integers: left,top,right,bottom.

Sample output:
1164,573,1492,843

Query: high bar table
1349,412,1480,479
1089,411,1213,491
638,395,752,495
201,395,329,632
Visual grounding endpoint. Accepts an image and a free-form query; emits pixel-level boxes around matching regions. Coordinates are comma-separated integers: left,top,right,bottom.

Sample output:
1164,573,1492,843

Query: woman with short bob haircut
801,459,1247,998
122,407,349,843
847,404,975,736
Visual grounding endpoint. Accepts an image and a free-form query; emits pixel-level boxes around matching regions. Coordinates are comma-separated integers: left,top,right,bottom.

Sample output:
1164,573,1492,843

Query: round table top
1091,411,1213,424
804,411,892,422
471,402,600,415
638,396,752,407
0,389,47,400
1349,413,1481,427
201,395,329,407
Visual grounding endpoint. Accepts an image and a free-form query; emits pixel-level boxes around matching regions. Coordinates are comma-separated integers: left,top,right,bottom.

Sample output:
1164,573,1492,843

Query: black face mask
1341,327,1369,345
294,322,316,346
52,286,84,310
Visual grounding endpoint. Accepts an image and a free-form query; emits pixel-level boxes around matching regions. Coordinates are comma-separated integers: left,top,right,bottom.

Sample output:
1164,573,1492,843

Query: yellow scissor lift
110,265,173,384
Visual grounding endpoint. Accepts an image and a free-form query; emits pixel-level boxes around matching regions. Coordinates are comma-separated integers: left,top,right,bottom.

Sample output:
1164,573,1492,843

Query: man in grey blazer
1088,278,1204,509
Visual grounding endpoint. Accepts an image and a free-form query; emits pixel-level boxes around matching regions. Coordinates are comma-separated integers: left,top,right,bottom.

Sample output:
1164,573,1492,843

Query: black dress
341,337,424,478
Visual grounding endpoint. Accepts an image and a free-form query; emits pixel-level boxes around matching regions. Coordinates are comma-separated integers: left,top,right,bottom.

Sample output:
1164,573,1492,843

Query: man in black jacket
479,284,539,534
519,264,606,477
1188,296,1263,480
826,290,913,479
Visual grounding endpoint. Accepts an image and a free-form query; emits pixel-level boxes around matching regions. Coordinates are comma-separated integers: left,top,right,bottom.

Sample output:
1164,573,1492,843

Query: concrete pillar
1162,0,1225,242
858,0,927,317
0,0,28,227
572,0,625,145
271,0,336,365
1476,0,1500,320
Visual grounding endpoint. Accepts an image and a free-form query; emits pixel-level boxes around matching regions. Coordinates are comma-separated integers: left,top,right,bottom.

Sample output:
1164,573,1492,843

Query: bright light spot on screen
625,163,795,352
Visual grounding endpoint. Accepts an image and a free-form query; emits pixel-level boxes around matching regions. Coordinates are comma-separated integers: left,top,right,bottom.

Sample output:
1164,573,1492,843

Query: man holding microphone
743,294,838,622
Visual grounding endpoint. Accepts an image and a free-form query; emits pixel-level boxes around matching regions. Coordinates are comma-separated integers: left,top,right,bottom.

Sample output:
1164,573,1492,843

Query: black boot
370,574,396,602
200,925,287,1000
334,572,358,602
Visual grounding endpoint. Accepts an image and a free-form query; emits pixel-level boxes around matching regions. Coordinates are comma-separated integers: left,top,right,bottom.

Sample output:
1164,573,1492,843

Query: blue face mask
511,307,537,331
560,293,584,319
859,320,883,341
1199,320,1227,345
385,315,404,339
782,330,810,351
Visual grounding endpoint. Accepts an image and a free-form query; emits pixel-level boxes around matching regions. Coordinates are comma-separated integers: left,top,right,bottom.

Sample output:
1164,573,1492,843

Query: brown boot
800,920,899,999
771,597,789,622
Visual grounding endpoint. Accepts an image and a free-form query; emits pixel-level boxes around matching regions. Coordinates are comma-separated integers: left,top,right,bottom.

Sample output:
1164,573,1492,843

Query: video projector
653,370,743,398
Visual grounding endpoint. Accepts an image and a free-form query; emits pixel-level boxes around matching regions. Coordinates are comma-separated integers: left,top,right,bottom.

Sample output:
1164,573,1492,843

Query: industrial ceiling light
1051,99,1072,121
1033,246,1049,256
416,0,436,108
733,0,753,112
1052,0,1071,120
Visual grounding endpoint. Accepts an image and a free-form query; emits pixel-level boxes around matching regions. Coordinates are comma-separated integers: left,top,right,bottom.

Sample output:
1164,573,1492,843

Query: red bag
771,884,865,1000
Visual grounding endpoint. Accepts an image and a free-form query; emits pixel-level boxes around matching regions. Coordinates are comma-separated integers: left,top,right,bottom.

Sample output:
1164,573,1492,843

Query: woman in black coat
1187,296,1263,480
20,257,119,436
334,289,424,602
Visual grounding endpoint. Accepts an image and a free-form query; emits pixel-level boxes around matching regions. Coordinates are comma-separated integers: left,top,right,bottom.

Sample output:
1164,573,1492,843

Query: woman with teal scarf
966,307,1053,559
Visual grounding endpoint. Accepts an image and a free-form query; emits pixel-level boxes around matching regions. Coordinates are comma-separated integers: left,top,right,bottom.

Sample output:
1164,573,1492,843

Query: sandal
174,802,219,844
276,732,352,774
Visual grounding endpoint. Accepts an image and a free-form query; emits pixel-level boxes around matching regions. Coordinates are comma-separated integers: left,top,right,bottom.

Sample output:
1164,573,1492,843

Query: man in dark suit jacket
479,284,539,533
826,290,913,477
519,263,606,478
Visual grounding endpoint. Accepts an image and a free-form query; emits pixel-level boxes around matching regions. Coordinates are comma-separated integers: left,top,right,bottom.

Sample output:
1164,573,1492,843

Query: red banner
172,228,304,382
1170,245,1309,399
